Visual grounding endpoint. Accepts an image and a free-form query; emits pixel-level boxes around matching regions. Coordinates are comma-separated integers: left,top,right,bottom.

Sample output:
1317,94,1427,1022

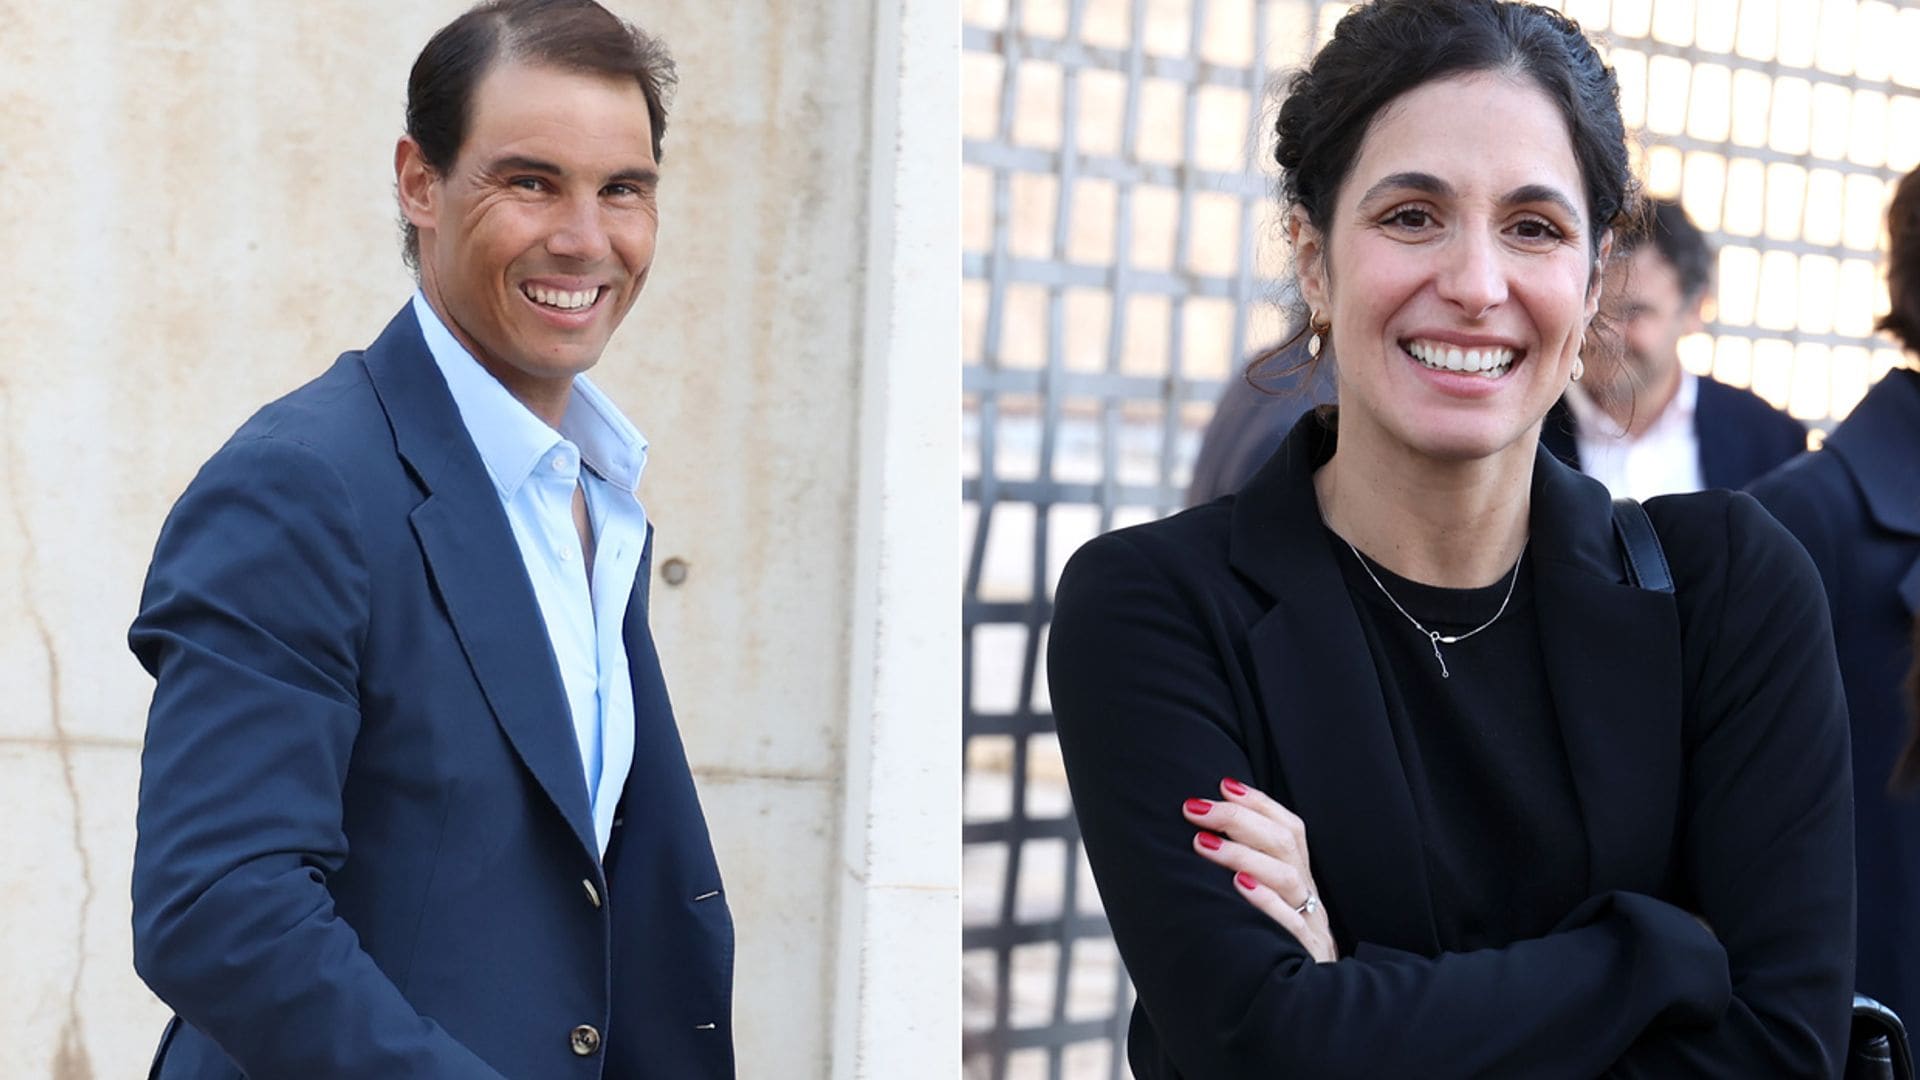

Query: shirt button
582,879,602,908
558,546,573,562
550,454,568,472
570,1024,602,1056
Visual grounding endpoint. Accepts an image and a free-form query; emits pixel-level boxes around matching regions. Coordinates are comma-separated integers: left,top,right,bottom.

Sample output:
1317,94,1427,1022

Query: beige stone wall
0,2,957,1076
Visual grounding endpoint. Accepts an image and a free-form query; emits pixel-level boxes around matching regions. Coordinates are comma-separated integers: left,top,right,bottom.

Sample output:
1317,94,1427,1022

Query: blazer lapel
1528,449,1684,894
1828,369,1920,615
360,305,598,858
1229,416,1439,954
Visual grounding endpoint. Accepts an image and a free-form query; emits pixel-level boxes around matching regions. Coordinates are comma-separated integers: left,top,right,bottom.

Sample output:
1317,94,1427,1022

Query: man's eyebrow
486,156,658,187
607,166,660,187
488,154,564,177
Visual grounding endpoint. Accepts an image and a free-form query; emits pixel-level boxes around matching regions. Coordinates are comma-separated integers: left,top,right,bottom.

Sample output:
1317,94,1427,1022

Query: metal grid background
962,2,1920,1077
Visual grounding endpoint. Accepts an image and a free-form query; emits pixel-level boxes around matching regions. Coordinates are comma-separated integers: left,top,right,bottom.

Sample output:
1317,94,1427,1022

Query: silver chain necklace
1341,538,1528,679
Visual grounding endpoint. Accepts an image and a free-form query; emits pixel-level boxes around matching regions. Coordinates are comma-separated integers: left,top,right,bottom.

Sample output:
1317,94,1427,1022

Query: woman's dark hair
1255,0,1634,382
400,0,677,274
1878,165,1920,356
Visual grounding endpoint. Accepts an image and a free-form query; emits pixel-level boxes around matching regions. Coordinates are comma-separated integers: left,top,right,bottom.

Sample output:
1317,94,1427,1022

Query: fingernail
1196,832,1222,851
1184,798,1212,816
1221,777,1249,797
1235,871,1258,891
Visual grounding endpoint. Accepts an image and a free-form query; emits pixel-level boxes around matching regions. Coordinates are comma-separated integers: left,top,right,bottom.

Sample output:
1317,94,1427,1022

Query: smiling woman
1047,1,1856,1077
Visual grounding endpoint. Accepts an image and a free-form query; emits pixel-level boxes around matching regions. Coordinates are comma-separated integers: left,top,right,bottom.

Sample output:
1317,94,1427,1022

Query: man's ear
1287,205,1329,315
1585,227,1615,321
395,136,440,234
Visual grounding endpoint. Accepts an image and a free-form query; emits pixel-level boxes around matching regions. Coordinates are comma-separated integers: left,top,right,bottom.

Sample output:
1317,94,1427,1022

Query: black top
1049,410,1854,1079
1331,539,1588,951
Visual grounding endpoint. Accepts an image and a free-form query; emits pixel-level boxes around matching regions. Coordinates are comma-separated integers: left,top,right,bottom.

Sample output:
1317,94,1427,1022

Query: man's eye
510,177,545,192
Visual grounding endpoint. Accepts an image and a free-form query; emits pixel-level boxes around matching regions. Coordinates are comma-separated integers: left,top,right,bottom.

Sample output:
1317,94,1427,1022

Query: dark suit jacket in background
1750,366,1920,1037
1540,374,1809,490
1184,343,1333,507
1049,412,1854,1078
129,307,735,1079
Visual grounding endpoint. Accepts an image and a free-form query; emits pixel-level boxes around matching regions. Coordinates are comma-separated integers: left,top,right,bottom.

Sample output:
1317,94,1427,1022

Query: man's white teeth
525,285,598,310
1406,340,1517,378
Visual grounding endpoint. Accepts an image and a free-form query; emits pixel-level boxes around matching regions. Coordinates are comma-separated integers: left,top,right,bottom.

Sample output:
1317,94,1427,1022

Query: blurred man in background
1541,198,1806,498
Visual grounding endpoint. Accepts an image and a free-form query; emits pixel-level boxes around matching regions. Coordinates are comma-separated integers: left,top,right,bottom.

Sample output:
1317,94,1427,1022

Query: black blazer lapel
360,305,598,858
1528,449,1685,894
1828,370,1920,615
1229,416,1439,954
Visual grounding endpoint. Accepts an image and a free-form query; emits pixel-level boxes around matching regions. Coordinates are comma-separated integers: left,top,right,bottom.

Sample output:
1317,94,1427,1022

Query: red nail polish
1196,832,1222,851
1235,871,1258,891
1222,777,1249,797
1184,798,1212,816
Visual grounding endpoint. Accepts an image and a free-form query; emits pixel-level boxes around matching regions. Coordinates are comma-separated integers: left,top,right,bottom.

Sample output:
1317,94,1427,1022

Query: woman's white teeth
525,285,597,310
1406,340,1516,377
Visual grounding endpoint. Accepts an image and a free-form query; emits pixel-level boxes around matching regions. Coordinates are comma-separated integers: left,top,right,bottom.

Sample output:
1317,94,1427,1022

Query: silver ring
1295,894,1319,916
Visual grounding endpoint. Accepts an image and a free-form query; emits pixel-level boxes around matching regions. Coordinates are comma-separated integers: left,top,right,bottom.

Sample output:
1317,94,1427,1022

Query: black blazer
1751,367,1920,1036
1049,412,1854,1078
1540,376,1808,491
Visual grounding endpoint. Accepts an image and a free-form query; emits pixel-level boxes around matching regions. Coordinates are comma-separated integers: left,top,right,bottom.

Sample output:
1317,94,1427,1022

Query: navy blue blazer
129,306,734,1079
1751,366,1920,1036
1050,412,1854,1078
1540,375,1808,490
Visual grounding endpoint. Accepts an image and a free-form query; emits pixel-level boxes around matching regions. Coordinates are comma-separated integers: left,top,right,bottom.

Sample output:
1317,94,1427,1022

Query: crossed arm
1047,499,1852,1078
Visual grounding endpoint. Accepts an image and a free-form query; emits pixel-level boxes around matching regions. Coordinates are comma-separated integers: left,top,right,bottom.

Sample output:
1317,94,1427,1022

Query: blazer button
582,879,602,908
569,1024,602,1056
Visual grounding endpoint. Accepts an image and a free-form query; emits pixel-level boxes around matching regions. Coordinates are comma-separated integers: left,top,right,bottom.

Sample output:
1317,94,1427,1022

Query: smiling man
127,3,732,1077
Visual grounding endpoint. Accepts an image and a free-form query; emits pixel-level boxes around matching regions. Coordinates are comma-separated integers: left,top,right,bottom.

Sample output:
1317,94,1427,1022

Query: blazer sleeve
1049,530,1732,1080
1600,493,1855,1077
128,435,509,1080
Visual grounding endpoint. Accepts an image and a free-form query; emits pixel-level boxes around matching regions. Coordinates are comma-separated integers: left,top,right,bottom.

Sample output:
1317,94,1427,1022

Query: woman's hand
1183,777,1338,963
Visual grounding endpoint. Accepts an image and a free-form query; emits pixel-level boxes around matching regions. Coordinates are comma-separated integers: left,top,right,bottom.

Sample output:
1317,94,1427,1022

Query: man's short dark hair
1620,198,1713,303
400,0,677,273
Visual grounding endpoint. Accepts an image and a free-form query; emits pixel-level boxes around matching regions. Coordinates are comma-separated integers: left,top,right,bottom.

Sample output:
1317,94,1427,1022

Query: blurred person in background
1049,1,1854,1076
1185,343,1333,506
1542,198,1807,498
126,2,733,1076
1750,162,1920,1043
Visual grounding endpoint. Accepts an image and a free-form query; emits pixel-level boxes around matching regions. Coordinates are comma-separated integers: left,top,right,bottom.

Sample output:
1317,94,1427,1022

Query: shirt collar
411,291,648,499
1561,368,1698,441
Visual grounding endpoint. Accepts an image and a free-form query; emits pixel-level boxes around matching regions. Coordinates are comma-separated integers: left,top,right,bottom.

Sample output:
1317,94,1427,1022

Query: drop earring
1307,312,1331,359
1570,355,1585,382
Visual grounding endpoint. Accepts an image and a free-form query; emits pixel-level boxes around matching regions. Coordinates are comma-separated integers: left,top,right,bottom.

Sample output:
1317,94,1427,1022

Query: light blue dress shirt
411,292,648,857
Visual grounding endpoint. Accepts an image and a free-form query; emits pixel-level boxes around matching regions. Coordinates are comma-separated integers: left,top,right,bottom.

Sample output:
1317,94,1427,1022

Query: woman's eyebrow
1356,173,1583,223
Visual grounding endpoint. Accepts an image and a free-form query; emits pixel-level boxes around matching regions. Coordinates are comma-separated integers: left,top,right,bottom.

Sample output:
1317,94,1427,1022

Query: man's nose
547,197,612,262
1436,228,1509,318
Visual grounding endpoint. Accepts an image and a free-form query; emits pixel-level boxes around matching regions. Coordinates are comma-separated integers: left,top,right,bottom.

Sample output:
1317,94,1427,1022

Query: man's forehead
463,59,655,163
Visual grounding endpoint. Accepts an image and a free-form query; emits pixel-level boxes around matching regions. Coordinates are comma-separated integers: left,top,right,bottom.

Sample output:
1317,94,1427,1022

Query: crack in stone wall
0,377,96,1080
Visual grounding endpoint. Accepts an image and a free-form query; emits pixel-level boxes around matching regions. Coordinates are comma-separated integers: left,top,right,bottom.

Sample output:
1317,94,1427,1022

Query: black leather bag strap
1611,497,1674,594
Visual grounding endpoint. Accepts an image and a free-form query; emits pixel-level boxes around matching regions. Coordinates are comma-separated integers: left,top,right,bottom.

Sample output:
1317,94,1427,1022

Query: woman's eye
1385,207,1433,229
1512,218,1564,242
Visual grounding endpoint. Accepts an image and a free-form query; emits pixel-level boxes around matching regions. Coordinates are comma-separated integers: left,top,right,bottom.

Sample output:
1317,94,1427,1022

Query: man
1541,199,1807,498
128,3,733,1077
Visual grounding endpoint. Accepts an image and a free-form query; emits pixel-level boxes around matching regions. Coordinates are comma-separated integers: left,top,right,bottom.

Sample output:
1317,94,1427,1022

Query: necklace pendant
1428,631,1451,679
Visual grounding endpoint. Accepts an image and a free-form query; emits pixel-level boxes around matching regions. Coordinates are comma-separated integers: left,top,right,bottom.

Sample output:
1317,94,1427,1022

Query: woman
1751,162,1920,1046
1048,2,1855,1076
